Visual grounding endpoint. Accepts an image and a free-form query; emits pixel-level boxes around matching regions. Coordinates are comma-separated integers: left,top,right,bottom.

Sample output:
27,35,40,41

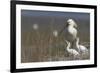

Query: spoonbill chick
75,37,88,54
65,40,80,59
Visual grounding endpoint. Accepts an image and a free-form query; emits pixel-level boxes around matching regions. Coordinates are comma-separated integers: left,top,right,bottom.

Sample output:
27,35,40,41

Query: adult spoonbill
66,19,78,48
65,40,80,59
75,37,88,54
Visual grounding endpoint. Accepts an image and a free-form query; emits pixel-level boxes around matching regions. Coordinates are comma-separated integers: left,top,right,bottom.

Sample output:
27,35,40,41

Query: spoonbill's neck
68,25,75,28
76,38,80,49
67,25,75,31
67,42,71,50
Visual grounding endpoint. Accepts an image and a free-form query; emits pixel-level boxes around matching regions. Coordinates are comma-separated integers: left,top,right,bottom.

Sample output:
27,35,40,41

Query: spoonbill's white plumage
67,19,77,28
65,40,80,59
66,19,78,48
75,38,88,54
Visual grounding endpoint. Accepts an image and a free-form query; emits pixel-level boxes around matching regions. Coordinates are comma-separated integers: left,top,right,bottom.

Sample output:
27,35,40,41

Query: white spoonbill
66,19,78,48
65,40,80,59
75,37,88,54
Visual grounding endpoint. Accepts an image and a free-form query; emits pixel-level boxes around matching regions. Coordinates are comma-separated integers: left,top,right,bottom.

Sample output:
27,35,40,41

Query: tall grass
21,29,90,63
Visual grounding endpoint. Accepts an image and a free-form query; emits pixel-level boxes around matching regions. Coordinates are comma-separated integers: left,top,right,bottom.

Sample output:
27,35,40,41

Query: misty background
21,10,90,42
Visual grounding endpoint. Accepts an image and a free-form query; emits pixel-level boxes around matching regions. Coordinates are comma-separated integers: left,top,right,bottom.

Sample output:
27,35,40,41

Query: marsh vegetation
21,29,90,63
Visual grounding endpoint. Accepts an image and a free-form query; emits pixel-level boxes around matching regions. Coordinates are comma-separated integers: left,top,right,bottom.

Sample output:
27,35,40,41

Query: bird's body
66,19,78,48
66,47,79,57
65,40,80,59
79,45,88,54
67,25,77,40
59,19,78,42
75,38,88,54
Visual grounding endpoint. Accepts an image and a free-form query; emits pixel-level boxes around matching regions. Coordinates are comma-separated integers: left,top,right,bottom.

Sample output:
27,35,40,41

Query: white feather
65,40,80,58
76,38,88,54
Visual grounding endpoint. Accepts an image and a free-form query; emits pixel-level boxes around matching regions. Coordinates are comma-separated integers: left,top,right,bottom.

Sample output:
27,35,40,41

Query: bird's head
66,19,77,28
